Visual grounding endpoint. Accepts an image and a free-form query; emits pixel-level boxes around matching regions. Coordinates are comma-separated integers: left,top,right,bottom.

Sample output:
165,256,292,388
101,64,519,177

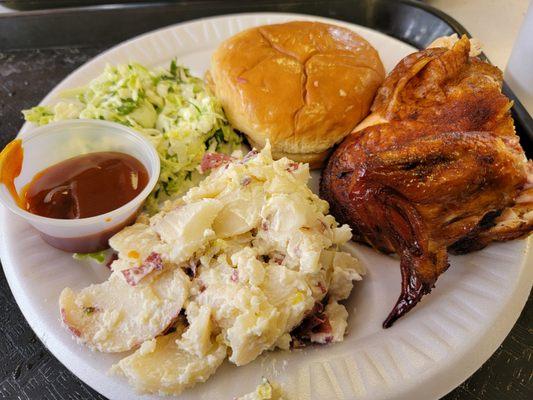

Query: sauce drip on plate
24,152,148,219
0,139,25,208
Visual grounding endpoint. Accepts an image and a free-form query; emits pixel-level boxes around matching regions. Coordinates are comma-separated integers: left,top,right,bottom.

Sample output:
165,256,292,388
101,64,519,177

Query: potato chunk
112,332,227,395
59,268,190,352
151,199,223,263
109,222,161,262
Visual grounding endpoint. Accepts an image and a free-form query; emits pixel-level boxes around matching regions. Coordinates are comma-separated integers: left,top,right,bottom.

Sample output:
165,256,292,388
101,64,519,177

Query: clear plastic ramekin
0,119,160,253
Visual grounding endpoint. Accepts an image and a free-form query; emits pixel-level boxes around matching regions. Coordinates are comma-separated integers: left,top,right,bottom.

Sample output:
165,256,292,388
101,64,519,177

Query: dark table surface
0,2,532,400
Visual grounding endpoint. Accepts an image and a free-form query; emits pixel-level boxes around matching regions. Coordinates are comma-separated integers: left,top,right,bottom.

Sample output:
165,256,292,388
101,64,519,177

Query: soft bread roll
209,21,385,168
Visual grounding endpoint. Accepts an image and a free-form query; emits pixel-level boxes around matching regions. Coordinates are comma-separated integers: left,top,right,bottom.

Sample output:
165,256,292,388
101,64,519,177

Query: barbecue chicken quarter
320,36,533,328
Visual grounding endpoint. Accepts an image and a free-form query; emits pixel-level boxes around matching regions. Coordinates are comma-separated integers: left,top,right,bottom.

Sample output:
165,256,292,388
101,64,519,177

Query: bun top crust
210,21,385,165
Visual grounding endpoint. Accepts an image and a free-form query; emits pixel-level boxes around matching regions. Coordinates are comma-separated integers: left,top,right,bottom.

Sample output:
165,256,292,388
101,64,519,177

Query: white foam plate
1,12,531,400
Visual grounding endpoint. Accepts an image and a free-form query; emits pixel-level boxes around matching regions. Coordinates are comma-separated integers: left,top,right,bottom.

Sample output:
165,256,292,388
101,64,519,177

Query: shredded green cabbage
73,251,108,264
23,61,241,213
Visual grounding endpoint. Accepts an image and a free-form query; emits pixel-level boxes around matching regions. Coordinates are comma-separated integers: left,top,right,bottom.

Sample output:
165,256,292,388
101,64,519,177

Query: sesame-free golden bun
209,21,385,168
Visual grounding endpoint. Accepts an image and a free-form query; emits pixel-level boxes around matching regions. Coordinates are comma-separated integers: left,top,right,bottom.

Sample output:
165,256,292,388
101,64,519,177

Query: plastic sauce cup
0,119,160,253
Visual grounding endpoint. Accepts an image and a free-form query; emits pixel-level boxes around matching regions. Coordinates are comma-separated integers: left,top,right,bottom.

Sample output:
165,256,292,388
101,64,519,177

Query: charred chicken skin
320,36,533,328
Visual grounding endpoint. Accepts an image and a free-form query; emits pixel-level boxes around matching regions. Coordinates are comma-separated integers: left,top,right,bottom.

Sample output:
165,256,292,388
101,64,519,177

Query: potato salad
59,144,364,395
237,378,285,400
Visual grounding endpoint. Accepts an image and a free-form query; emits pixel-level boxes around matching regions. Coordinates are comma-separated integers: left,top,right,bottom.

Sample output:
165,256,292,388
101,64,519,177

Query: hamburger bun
209,21,385,168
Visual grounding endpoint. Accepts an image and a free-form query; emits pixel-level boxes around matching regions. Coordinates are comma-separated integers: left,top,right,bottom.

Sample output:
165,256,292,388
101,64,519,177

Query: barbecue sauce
0,139,25,208
23,152,148,219
0,143,150,252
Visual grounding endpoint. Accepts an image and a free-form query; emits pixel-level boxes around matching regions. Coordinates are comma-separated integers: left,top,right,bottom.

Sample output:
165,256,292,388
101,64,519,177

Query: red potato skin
61,308,82,338
121,252,164,286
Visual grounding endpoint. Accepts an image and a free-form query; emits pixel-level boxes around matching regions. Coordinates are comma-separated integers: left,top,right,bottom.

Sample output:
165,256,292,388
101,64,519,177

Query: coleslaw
23,61,242,213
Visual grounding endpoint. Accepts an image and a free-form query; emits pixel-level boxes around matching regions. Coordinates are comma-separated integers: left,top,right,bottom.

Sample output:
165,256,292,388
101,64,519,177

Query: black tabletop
0,2,531,399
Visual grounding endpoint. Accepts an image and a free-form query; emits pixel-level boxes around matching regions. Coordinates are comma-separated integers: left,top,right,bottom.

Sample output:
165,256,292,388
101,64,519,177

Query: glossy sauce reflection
24,152,148,219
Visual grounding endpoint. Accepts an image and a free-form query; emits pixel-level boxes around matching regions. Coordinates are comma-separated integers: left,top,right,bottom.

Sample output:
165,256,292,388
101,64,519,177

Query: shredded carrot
128,250,140,259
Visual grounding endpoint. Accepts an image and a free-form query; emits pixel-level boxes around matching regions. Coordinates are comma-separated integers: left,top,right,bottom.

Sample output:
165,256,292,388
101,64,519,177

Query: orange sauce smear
0,139,25,209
